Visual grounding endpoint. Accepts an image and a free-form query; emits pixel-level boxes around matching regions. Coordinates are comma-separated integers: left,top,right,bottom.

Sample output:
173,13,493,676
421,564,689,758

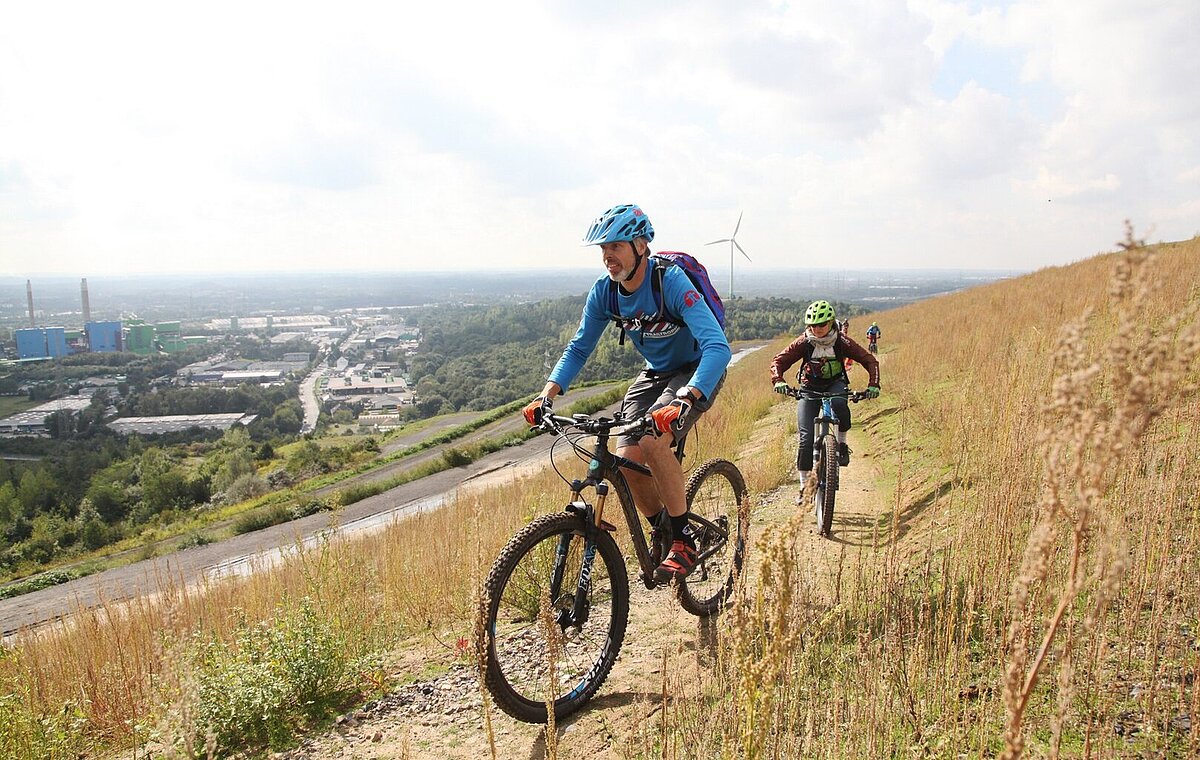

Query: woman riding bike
770,300,880,502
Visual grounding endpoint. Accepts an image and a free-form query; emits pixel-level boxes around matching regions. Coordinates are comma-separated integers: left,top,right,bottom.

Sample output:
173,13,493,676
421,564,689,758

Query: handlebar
777,385,869,403
535,411,655,439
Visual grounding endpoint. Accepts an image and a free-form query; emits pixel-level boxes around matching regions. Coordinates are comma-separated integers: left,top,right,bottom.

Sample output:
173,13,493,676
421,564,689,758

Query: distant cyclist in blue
523,203,731,582
866,321,881,345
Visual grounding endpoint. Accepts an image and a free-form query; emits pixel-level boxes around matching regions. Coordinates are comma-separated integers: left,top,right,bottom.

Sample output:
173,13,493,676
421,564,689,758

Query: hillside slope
4,237,1196,759
280,236,1200,758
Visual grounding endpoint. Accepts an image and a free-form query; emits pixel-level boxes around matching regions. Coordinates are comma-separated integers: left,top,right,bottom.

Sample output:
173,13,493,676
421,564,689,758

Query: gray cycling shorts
618,366,725,449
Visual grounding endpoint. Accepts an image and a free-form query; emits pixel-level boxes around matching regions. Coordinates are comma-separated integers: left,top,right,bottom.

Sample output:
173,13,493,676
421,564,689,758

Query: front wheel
677,459,748,617
814,435,839,537
483,512,629,723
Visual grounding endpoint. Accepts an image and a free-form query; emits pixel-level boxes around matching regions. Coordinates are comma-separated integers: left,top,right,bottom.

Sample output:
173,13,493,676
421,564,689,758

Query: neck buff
805,327,838,358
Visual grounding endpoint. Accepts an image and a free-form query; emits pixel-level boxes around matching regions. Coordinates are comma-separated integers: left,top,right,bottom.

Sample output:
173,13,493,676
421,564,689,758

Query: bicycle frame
543,414,682,601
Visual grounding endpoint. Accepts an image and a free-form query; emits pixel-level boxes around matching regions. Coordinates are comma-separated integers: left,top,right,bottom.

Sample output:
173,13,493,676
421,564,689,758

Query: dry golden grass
646,233,1200,758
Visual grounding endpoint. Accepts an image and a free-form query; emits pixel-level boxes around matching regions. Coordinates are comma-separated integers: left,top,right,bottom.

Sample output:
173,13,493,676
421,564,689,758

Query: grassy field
1,235,1196,758
0,395,38,419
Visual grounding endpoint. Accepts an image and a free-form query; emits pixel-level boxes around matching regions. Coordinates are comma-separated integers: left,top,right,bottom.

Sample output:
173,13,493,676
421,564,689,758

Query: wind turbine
705,211,752,299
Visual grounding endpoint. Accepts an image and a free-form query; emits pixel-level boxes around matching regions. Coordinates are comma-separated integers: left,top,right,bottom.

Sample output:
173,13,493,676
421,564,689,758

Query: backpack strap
607,262,670,346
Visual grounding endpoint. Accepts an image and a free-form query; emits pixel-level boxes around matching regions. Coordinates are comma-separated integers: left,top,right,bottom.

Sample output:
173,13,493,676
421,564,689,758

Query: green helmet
804,300,836,325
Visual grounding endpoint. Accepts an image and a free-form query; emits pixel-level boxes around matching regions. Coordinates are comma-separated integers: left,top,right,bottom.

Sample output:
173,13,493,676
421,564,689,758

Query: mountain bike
867,337,878,354
482,411,748,723
781,386,867,538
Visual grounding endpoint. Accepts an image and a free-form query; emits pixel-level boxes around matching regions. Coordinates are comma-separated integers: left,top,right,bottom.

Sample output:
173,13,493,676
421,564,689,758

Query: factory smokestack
26,279,35,327
81,278,91,323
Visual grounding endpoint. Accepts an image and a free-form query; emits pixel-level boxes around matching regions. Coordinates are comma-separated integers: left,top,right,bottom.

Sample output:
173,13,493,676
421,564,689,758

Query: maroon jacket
770,331,880,389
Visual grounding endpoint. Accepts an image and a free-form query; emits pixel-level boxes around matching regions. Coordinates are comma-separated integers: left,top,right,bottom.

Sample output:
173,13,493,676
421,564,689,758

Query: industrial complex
11,279,210,360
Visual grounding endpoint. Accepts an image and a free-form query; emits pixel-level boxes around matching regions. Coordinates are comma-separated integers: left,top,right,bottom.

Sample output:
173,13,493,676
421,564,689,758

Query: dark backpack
606,252,726,345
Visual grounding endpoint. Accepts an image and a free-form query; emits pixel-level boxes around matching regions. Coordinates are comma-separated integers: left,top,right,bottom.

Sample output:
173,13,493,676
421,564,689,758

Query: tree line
398,293,863,416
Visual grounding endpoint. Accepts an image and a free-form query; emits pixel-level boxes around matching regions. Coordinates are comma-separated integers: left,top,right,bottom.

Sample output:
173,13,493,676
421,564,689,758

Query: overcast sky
1,0,1197,277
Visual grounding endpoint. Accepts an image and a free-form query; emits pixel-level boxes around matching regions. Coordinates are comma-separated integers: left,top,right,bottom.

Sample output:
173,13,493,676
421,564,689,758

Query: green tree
0,481,18,546
17,468,59,518
286,440,326,477
212,449,257,494
75,498,110,550
86,480,131,524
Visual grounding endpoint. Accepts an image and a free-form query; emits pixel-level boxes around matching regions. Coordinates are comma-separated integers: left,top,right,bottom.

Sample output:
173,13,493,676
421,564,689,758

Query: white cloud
1,0,1197,276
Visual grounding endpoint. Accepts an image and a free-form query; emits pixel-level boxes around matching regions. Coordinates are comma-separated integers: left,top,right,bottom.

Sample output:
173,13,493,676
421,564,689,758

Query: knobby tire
677,458,748,617
816,435,839,537
483,512,629,724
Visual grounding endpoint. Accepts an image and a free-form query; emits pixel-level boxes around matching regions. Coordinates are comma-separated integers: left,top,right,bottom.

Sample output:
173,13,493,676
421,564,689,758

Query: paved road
0,346,764,638
298,367,322,434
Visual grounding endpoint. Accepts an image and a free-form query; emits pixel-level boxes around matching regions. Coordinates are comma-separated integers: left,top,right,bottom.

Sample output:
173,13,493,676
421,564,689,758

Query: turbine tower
704,211,752,299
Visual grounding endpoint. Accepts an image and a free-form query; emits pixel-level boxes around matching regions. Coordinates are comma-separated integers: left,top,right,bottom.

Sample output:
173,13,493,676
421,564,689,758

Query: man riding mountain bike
523,203,731,582
866,321,881,351
770,300,880,502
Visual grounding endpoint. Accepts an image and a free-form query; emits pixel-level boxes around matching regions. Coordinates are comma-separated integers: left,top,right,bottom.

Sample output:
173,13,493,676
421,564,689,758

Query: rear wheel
483,512,629,723
814,435,839,537
677,459,748,617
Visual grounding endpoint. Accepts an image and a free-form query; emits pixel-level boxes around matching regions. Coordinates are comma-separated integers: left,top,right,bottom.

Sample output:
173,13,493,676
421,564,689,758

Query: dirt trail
282,396,902,760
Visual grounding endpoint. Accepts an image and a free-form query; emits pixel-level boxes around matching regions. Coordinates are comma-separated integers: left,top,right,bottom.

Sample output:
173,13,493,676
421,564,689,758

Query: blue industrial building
15,327,71,359
15,329,44,359
86,321,123,352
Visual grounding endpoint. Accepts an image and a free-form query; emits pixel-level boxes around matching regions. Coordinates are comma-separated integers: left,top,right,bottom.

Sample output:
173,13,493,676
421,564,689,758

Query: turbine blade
732,211,743,238
735,240,752,262
705,239,730,245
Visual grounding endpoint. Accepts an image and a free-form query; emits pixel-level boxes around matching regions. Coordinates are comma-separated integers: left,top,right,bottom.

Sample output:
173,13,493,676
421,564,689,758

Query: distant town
1,277,426,438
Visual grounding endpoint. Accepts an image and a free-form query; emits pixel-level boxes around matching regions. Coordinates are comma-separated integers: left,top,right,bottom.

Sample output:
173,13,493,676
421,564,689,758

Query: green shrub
178,600,353,754
180,531,213,549
0,665,90,759
231,505,290,535
289,498,334,521
440,447,474,467
0,569,81,601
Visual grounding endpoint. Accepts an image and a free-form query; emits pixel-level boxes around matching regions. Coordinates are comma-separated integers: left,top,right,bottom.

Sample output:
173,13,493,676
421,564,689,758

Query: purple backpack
606,252,726,345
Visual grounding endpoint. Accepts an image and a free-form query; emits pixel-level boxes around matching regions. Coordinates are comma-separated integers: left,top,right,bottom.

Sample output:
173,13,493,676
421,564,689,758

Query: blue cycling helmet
581,204,655,245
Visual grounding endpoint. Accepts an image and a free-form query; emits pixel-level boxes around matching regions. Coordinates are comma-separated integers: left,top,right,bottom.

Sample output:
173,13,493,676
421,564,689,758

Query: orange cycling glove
522,396,552,426
650,398,692,435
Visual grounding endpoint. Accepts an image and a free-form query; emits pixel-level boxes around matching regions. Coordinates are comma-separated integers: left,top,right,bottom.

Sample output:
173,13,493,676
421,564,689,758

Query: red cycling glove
522,396,552,426
650,398,692,435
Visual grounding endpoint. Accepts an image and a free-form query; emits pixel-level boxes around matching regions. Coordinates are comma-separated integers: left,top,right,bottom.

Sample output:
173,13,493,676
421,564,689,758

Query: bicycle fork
553,482,612,630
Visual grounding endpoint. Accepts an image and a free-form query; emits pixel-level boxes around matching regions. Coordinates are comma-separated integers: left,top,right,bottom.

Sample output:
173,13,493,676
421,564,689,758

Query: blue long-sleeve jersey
548,262,731,399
